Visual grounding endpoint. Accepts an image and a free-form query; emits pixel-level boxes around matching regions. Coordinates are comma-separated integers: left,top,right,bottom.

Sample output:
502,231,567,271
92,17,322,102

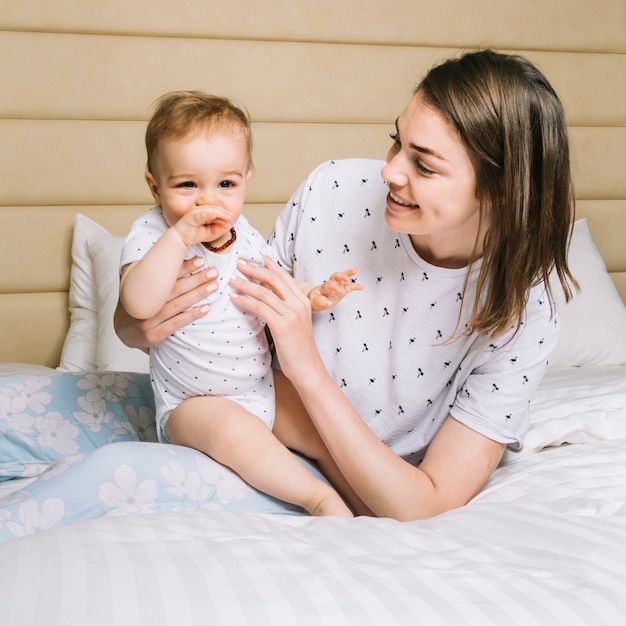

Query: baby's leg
273,371,373,517
165,396,352,517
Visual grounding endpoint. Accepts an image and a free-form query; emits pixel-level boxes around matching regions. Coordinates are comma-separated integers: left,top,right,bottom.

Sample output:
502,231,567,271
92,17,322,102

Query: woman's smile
387,190,419,211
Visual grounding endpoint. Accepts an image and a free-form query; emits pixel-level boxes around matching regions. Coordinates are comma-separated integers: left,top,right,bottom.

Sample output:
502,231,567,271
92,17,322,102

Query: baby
120,91,361,516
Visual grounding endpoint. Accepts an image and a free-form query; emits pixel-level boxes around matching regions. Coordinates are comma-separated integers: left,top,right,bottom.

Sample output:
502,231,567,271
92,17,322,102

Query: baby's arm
120,207,230,319
306,268,363,312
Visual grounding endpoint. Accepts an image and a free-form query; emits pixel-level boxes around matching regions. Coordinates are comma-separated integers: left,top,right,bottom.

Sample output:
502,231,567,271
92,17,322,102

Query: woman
115,50,577,520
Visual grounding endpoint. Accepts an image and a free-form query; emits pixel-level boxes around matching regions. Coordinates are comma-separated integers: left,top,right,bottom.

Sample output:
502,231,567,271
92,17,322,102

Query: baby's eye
219,180,234,188
178,181,197,188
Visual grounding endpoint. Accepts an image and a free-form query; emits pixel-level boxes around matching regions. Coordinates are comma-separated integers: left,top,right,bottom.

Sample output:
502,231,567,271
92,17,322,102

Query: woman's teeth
390,192,417,207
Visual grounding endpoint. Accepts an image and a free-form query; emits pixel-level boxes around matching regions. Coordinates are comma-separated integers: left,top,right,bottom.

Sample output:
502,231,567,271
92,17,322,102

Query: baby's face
146,127,251,230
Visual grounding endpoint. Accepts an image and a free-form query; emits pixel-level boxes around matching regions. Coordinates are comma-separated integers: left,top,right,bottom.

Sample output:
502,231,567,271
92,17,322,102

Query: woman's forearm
287,356,440,520
287,350,503,520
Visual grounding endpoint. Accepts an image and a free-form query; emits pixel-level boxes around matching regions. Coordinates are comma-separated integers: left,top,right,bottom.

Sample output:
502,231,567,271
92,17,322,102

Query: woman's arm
230,256,504,520
114,257,218,350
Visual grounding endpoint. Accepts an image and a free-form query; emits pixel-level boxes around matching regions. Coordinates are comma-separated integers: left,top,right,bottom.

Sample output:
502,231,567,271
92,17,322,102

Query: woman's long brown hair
418,50,578,338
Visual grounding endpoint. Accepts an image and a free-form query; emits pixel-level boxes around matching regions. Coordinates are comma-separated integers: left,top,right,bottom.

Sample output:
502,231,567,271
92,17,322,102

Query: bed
1,2,625,624
0,213,625,625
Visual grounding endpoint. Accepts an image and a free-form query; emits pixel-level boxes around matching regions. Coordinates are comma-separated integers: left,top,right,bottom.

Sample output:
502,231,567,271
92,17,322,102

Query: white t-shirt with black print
269,159,559,464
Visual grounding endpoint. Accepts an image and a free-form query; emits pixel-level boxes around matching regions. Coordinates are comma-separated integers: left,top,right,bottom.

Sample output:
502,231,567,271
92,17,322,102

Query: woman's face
381,93,485,268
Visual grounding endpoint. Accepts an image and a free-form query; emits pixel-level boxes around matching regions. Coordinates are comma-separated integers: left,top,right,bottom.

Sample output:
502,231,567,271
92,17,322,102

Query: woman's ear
145,171,161,203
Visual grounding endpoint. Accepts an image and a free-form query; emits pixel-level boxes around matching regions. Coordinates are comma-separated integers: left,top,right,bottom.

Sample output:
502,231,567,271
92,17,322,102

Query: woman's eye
389,132,400,146
415,160,435,176
390,131,435,175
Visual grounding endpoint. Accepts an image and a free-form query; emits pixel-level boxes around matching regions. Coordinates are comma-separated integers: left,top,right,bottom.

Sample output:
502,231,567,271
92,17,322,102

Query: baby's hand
173,207,232,247
309,268,363,312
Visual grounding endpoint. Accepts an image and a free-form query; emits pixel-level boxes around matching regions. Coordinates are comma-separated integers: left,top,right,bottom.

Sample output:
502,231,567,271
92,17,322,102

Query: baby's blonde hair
145,90,253,174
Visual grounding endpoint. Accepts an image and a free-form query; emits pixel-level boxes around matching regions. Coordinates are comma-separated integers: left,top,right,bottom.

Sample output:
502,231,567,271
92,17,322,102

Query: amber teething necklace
204,228,237,253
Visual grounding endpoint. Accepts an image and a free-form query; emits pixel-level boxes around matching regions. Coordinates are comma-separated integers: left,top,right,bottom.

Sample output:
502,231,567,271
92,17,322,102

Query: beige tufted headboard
1,0,624,367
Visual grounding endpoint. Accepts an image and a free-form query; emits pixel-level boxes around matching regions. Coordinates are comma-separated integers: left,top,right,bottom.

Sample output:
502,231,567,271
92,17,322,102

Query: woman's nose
381,153,408,187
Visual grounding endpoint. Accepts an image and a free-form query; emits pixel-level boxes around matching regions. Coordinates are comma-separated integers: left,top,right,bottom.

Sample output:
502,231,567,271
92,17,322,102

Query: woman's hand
114,257,218,350
230,255,323,380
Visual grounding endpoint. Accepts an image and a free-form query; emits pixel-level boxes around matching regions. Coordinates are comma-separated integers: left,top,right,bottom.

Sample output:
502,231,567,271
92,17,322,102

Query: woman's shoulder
295,159,389,217
306,158,387,185
487,281,560,359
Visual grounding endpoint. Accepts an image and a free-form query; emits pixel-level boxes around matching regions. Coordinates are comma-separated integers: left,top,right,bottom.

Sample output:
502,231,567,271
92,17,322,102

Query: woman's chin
384,204,419,233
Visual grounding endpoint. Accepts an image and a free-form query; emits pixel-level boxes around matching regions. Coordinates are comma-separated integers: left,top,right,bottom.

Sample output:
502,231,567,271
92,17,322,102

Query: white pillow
58,214,149,373
501,364,626,464
550,219,626,367
87,230,150,373
58,214,103,371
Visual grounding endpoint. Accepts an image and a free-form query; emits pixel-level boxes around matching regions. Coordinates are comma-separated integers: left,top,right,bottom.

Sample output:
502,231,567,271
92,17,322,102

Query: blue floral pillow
0,441,312,542
0,371,156,480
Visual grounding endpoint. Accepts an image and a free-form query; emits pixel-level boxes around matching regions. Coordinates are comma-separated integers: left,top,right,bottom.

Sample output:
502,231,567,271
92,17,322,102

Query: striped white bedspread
1,437,624,626
1,365,625,625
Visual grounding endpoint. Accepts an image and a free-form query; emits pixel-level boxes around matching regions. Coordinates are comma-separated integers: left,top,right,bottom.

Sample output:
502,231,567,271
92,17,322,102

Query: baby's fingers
345,282,364,293
326,268,363,293
334,268,360,284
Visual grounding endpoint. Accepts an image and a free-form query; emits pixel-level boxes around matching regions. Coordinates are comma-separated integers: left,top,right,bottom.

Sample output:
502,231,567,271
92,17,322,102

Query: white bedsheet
1,439,625,625
1,365,625,625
